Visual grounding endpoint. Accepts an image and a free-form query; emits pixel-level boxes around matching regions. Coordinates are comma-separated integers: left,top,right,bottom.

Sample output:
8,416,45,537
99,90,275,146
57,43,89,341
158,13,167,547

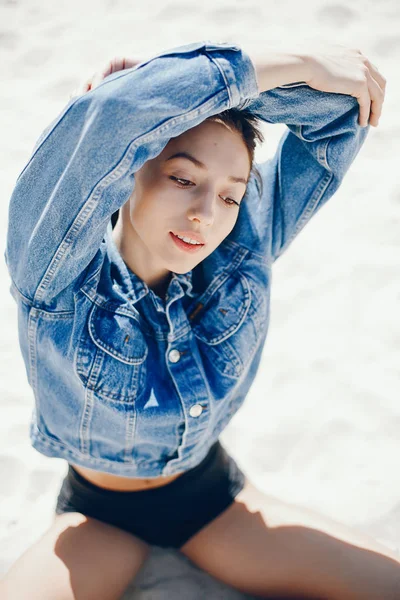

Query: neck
111,209,172,299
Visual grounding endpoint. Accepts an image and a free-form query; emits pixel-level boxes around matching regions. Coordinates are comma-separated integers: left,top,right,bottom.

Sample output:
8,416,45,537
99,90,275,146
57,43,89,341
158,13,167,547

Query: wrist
252,51,312,92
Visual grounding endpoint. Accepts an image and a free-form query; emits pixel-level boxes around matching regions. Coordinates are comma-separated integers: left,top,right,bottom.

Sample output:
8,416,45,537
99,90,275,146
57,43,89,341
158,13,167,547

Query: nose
187,189,215,227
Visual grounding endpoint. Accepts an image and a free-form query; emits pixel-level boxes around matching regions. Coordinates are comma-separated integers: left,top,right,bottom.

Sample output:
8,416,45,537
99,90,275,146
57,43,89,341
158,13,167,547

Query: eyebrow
165,152,248,185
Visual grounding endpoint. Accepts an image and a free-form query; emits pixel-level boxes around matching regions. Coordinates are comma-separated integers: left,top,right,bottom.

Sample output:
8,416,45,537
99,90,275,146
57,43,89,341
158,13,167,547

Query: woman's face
119,119,251,290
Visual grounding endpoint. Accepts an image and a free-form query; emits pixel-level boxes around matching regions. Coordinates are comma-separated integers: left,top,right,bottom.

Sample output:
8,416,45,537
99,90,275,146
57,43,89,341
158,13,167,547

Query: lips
169,232,205,253
171,230,205,245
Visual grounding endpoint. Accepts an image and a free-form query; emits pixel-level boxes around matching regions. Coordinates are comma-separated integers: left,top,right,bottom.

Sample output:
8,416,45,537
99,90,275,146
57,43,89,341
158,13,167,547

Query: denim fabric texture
5,41,369,476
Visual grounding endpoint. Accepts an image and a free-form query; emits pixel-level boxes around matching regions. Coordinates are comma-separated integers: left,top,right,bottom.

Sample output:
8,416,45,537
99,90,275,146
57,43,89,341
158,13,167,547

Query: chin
166,255,202,274
162,244,213,273
172,264,194,274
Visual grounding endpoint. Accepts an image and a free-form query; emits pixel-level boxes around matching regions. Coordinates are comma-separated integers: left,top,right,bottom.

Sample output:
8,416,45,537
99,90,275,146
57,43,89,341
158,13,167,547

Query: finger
90,71,106,90
70,79,91,98
101,57,133,79
104,56,143,74
356,87,371,128
82,80,92,93
108,57,127,74
366,73,384,127
365,60,386,97
77,78,93,94
123,58,142,69
90,58,128,90
97,58,121,80
75,56,144,98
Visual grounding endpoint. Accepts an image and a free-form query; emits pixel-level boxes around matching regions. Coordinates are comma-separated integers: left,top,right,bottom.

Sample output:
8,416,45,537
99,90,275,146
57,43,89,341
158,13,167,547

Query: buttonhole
219,308,228,316
188,302,204,321
124,334,130,343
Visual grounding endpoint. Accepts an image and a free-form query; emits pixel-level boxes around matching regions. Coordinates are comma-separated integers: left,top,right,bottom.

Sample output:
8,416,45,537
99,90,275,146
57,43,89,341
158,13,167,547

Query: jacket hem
30,424,199,478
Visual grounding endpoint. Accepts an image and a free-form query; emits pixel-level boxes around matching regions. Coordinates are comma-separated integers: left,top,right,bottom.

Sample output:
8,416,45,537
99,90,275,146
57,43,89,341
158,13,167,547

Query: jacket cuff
202,41,260,109
139,40,260,110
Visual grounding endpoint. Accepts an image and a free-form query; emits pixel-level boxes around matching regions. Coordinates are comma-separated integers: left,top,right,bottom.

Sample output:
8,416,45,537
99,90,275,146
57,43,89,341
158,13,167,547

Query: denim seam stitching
298,126,331,171
32,309,75,319
31,423,147,470
27,308,39,419
123,407,137,463
88,304,148,365
79,354,99,456
205,52,233,106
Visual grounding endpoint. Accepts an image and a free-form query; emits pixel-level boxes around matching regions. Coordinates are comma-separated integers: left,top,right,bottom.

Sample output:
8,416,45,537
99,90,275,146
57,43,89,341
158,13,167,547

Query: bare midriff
70,462,184,491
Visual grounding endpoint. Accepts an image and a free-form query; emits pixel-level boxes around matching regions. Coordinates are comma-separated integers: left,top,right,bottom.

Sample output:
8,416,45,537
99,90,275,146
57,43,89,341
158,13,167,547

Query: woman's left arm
230,47,386,263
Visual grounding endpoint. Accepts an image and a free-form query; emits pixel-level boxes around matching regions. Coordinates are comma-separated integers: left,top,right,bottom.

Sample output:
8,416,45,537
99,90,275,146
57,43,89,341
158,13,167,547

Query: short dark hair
205,108,264,196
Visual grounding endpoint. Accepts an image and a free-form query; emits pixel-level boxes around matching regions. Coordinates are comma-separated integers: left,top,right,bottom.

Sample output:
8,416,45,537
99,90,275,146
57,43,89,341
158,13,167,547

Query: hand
303,45,386,127
70,56,145,98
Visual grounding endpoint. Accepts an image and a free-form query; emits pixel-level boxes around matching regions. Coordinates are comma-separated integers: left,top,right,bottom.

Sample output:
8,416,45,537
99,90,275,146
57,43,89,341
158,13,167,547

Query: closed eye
169,176,240,207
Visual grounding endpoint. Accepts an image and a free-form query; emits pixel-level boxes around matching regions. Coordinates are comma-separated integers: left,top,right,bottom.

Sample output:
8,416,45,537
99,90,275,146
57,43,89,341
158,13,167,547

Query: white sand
0,0,399,597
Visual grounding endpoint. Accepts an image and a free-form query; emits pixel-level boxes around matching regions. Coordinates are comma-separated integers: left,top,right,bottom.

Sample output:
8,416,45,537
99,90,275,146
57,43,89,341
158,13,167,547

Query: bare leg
1,512,150,600
180,478,400,600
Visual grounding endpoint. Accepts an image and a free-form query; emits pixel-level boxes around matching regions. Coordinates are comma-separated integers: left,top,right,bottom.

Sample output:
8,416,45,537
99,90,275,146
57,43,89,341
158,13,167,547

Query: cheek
204,213,237,252
129,194,150,232
217,209,239,237
130,192,170,231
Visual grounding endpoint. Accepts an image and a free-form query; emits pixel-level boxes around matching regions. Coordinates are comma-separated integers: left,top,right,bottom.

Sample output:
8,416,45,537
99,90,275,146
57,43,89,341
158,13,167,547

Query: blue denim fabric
5,41,369,476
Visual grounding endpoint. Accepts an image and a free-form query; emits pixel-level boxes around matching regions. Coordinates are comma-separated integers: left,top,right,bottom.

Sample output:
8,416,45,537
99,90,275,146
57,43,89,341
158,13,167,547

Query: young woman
2,41,398,599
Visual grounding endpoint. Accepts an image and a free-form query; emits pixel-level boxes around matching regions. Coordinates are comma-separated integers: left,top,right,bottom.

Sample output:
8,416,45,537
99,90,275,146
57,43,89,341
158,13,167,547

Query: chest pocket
191,272,260,379
75,303,148,403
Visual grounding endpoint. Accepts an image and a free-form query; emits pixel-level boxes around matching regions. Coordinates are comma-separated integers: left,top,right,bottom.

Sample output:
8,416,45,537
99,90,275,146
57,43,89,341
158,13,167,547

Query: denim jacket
5,41,369,476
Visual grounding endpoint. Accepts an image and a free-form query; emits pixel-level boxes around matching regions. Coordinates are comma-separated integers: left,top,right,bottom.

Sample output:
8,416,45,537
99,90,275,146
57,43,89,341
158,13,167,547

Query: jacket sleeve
5,41,259,304
230,82,370,263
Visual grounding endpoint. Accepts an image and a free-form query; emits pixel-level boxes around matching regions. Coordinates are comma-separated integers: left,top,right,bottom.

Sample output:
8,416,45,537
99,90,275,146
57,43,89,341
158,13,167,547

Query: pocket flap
88,304,148,365
192,272,251,344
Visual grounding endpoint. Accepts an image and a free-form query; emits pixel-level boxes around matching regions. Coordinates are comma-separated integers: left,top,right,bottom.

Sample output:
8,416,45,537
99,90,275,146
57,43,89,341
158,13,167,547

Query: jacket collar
105,221,195,307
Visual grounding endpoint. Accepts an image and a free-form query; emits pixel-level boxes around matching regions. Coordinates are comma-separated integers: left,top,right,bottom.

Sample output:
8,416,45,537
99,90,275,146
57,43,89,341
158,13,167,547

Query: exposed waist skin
70,462,184,491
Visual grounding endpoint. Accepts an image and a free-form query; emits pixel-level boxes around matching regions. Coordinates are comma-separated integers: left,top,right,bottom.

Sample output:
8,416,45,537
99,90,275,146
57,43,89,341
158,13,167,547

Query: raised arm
5,41,259,305
230,46,385,263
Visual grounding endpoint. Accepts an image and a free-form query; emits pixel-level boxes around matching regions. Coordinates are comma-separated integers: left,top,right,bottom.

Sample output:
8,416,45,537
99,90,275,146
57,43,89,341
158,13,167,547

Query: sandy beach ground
0,0,399,597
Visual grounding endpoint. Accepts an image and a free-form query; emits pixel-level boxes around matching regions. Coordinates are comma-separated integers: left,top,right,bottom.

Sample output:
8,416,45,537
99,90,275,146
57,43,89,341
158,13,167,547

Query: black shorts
55,440,246,549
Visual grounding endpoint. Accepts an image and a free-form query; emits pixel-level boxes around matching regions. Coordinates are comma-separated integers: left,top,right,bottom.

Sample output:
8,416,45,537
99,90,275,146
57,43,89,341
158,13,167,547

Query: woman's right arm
5,42,259,307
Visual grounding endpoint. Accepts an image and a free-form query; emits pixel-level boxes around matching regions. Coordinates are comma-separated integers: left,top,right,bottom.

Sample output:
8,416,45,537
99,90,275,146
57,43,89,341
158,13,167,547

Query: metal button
168,349,181,363
189,404,203,418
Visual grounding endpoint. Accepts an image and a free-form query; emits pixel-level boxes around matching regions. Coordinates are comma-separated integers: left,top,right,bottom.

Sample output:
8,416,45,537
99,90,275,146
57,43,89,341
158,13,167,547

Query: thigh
1,512,150,600
180,479,400,600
